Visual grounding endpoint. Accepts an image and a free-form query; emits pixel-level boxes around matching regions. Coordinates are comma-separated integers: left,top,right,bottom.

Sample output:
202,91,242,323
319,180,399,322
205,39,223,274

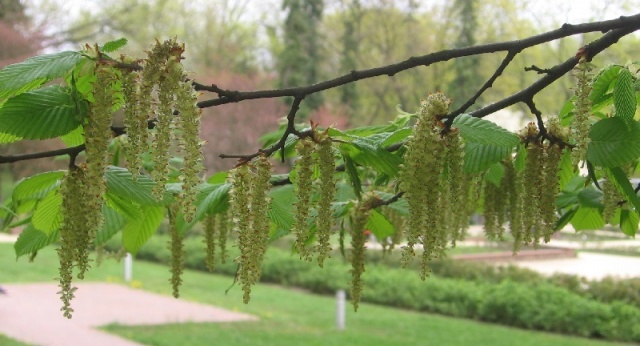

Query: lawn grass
0,333,29,346
0,243,630,346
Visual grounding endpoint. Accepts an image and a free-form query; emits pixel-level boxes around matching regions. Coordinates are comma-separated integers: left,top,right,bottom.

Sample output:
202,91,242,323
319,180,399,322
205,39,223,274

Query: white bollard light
124,253,133,282
336,289,346,330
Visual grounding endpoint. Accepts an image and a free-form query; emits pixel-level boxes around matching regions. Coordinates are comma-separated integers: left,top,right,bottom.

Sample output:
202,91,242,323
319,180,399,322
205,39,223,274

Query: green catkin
57,167,84,318
504,158,524,253
350,193,376,311
571,57,593,168
229,164,252,302
444,131,468,244
521,123,544,247
399,94,450,269
602,175,623,224
121,70,143,178
315,135,336,267
204,213,217,272
168,202,184,298
217,209,230,264
483,179,506,241
292,138,315,261
246,155,273,296
541,144,563,242
77,63,117,279
151,67,177,198
175,79,203,223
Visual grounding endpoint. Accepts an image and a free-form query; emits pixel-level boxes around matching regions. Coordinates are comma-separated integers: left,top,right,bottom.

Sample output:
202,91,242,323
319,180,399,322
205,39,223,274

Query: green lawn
0,334,29,346
0,242,630,346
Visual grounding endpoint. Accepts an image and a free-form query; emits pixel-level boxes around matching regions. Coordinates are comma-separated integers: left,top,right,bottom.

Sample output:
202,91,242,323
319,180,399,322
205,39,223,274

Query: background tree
278,0,325,119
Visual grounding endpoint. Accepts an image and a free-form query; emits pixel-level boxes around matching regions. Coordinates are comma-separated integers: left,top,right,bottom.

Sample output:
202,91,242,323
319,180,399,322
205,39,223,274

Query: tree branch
0,145,85,164
196,14,640,109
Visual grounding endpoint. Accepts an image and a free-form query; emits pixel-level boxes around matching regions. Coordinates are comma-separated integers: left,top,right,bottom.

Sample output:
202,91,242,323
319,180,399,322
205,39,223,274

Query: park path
0,283,257,346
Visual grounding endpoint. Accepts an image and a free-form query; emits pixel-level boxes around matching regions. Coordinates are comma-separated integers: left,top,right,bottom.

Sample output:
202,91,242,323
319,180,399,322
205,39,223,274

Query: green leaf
31,188,62,234
587,117,640,168
207,171,228,184
607,166,640,218
340,138,403,177
342,154,362,198
0,132,21,143
14,225,59,258
268,185,296,232
620,209,639,236
122,205,164,255
571,206,605,231
464,142,513,173
196,183,231,220
556,207,578,231
557,149,575,191
577,188,604,209
366,209,394,239
101,38,128,52
60,125,84,147
0,86,83,139
613,68,637,124
381,128,413,147
0,51,84,100
453,114,519,173
96,205,127,245
106,192,143,221
453,114,520,146
12,170,64,201
590,65,622,105
484,162,505,187
105,166,158,205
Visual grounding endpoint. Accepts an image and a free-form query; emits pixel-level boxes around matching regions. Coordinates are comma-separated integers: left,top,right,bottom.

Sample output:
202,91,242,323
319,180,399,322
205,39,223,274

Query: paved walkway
0,283,257,346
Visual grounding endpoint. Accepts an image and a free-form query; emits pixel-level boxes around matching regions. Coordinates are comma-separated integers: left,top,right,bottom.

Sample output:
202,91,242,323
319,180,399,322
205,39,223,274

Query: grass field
0,333,29,346
0,242,631,346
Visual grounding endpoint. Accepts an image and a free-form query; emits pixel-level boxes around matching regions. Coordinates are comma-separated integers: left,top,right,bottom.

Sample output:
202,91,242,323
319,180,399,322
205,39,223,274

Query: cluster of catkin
484,120,567,252
398,92,475,280
57,40,203,316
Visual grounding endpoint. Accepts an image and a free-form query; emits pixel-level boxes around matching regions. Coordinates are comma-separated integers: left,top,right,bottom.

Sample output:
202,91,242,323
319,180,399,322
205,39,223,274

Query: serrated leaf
607,166,640,218
101,38,128,52
591,65,622,105
342,153,362,198
12,170,65,201
453,114,520,146
571,206,605,231
0,86,83,139
556,207,578,231
463,142,513,173
60,125,84,147
376,191,409,216
0,51,84,100
14,225,59,258
105,166,158,205
122,205,164,255
0,132,20,143
106,192,143,221
484,162,505,187
195,183,231,220
620,209,639,236
613,68,637,124
95,205,127,245
453,114,518,173
587,117,640,168
557,149,575,191
381,128,413,147
207,171,228,184
31,188,62,234
366,209,394,239
577,188,604,209
268,185,296,232
341,138,403,177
